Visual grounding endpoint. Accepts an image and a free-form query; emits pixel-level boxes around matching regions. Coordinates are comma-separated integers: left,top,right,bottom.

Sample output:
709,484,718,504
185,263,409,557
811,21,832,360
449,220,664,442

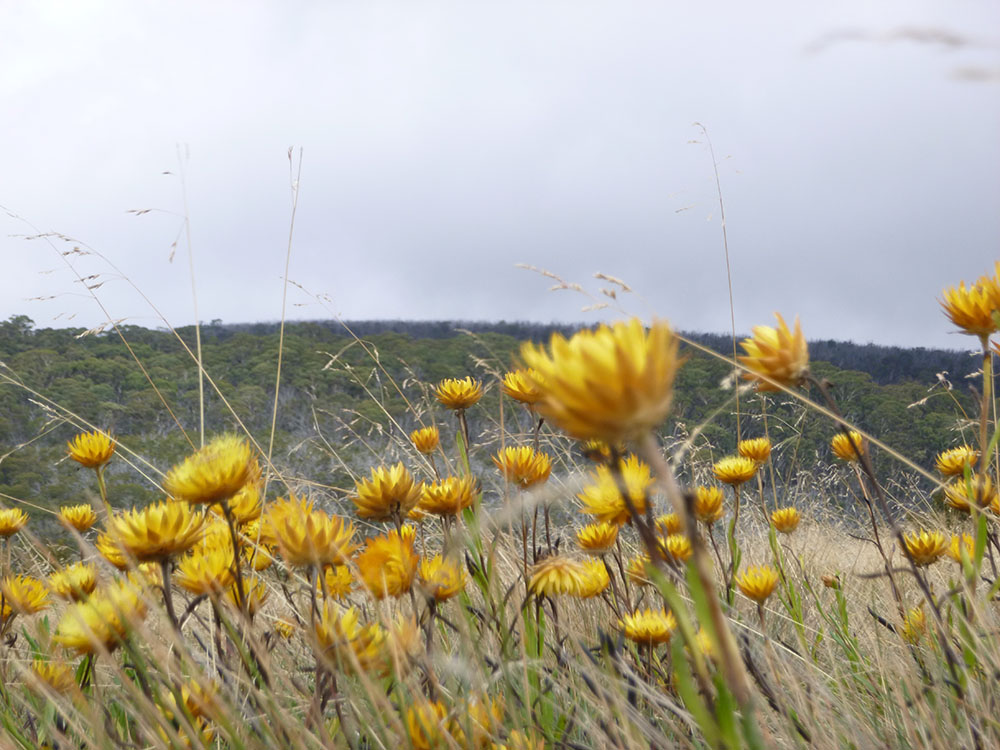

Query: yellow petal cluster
96,532,129,570
737,314,809,391
353,463,424,521
831,431,866,462
943,475,997,513
53,581,148,655
901,606,927,644
418,476,479,516
657,534,692,564
163,434,253,506
902,530,947,566
947,533,975,564
655,513,682,536
576,559,611,598
519,318,682,442
528,556,599,597
434,377,483,410
48,562,98,601
30,660,78,696
736,565,779,603
620,608,677,645
273,508,358,568
2,575,50,614
410,425,440,454
418,554,467,602
0,507,28,537
935,445,978,477
107,501,205,563
313,603,389,675
59,504,98,532
319,565,354,600
493,446,552,489
67,430,115,468
406,700,452,750
357,527,419,599
501,369,543,406
209,470,263,525
738,437,772,463
577,455,652,525
693,486,724,524
940,273,1000,336
575,521,619,555
771,507,800,533
174,543,236,596
229,577,269,616
713,456,757,486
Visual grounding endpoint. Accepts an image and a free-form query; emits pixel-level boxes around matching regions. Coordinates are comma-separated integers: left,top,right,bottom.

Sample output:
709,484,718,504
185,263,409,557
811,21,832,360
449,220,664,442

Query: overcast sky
2,0,998,350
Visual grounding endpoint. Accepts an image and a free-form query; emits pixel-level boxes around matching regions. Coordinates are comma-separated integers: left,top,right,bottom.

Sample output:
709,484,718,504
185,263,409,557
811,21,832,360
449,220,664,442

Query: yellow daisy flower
410,425,440,454
30,660,78,696
831,431,866,462
1,575,50,614
519,318,682,442
53,581,147,655
353,463,424,521
174,544,235,596
940,276,1000,336
575,521,619,555
492,446,552,489
947,533,975,564
657,533,692,564
527,556,589,597
163,434,254,506
48,562,98,601
619,608,677,645
575,559,611,598
501,369,544,406
737,313,809,391
0,507,28,537
935,445,979,477
770,506,800,533
434,377,483,410
901,606,927,644
417,476,479,516
577,454,653,525
655,513,682,536
106,501,205,563
712,456,757,486
738,437,772,463
273,508,358,568
418,555,467,602
693,486,724,524
943,475,997,512
59,504,98,533
67,430,115,468
356,527,420,599
901,530,947,566
319,564,354,599
736,565,779,603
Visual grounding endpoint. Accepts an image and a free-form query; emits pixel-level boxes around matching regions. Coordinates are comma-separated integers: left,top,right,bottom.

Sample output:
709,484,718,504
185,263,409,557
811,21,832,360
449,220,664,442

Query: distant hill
0,315,978,517
195,318,979,386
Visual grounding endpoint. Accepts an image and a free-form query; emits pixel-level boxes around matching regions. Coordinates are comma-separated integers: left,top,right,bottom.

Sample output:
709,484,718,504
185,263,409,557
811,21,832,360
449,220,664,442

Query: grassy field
0,264,998,750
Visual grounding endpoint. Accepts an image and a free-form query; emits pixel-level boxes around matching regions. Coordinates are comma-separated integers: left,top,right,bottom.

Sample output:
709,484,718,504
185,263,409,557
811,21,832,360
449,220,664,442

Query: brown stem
160,559,181,635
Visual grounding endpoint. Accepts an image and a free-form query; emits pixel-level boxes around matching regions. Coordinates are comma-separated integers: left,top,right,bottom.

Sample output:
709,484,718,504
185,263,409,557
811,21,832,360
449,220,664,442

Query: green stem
94,465,111,516
979,335,992,475
220,499,247,619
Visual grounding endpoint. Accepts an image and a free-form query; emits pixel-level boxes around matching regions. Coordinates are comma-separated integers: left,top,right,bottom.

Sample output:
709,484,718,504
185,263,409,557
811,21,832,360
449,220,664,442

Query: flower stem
978,335,992,475
160,559,181,634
